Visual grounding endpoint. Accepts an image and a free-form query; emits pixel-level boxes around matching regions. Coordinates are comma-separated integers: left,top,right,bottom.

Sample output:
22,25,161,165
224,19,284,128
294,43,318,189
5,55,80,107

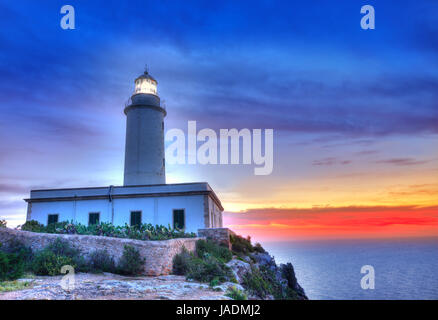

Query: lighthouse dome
134,70,158,95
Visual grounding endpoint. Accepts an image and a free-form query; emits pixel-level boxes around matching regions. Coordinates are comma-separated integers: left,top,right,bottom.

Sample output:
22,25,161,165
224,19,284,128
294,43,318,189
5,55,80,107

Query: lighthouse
25,68,224,232
123,69,166,186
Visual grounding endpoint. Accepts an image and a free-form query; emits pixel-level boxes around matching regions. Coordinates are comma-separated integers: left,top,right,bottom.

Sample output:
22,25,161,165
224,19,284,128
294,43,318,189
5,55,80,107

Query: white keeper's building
25,70,224,233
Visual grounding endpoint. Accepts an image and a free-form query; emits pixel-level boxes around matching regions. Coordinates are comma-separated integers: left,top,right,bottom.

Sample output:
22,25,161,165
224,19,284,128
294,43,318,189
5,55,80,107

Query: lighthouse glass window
135,78,157,95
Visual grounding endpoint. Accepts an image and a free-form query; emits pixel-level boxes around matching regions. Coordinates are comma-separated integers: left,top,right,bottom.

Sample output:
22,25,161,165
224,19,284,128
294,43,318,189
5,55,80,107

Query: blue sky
0,1,437,238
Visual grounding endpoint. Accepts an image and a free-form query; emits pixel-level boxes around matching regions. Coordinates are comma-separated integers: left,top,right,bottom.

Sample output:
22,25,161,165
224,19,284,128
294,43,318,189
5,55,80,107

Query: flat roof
25,182,223,211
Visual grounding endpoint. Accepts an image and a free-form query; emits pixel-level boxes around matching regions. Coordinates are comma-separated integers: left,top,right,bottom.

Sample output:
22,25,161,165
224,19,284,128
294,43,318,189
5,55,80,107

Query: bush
19,220,196,241
88,249,116,273
225,286,247,300
116,245,145,275
196,239,232,263
0,239,33,271
242,265,301,300
253,243,266,253
242,266,272,299
186,255,233,283
0,219,6,228
172,240,234,284
0,251,25,281
31,238,86,275
31,250,74,276
230,234,254,256
172,247,192,275
20,220,45,233
46,238,80,258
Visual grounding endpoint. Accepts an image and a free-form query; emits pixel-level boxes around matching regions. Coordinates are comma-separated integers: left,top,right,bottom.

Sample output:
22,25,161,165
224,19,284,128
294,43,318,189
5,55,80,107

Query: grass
0,280,32,292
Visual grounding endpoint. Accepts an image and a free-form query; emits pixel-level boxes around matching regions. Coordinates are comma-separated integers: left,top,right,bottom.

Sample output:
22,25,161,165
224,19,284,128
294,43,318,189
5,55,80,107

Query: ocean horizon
263,237,438,300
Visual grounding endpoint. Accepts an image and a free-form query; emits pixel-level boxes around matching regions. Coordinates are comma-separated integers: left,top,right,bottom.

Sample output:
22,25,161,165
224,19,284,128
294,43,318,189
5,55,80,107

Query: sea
262,238,438,300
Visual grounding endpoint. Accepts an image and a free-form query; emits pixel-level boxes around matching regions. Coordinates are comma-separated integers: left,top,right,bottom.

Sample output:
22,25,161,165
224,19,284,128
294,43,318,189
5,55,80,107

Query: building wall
28,194,211,233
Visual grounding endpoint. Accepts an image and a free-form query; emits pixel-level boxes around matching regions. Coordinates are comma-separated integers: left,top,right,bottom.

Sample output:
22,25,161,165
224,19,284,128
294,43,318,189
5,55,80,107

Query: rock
226,258,251,283
212,282,245,293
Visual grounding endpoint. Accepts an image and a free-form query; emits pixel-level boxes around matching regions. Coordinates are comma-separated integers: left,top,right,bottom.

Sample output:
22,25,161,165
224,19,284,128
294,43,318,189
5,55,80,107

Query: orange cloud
223,205,438,242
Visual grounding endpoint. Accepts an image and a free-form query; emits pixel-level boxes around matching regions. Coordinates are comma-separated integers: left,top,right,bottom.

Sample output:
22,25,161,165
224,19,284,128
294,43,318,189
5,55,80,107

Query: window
88,212,100,226
130,211,142,228
48,214,59,225
173,209,185,230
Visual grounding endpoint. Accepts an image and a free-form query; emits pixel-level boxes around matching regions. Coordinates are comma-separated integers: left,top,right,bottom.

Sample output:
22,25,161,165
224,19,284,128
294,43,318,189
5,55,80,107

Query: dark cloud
0,184,28,194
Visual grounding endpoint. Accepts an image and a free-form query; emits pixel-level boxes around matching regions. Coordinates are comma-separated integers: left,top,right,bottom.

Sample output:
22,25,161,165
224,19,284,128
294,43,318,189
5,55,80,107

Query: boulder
226,258,251,284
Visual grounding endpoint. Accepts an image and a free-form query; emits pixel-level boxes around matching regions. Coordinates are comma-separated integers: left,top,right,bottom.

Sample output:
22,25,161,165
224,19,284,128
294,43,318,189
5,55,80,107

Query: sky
0,0,437,242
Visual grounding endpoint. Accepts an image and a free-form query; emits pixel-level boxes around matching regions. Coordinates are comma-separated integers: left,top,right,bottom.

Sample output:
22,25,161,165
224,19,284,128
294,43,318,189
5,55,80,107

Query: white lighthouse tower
25,68,224,232
123,69,166,186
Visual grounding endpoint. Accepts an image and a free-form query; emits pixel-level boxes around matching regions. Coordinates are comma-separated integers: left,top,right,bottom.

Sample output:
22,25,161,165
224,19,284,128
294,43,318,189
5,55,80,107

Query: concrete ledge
0,228,199,276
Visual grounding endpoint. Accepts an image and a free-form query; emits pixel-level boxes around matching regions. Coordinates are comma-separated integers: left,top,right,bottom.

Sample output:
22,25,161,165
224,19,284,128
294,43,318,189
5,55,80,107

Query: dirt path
0,273,236,300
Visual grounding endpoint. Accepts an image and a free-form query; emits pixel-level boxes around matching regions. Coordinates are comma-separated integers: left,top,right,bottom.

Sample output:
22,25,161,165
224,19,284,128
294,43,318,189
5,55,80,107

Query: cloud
375,158,429,166
223,205,438,240
312,158,351,166
0,184,28,194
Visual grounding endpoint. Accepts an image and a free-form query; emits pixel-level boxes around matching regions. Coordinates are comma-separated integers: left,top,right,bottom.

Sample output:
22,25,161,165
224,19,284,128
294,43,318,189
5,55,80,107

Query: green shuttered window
130,211,142,228
48,214,58,225
88,212,100,226
173,209,185,230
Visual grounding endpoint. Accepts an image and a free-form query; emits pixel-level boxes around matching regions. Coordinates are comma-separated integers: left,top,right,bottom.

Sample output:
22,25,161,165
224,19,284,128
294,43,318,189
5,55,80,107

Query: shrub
209,277,220,287
253,242,266,253
0,280,31,292
46,238,80,258
116,245,145,275
19,220,196,241
196,239,232,263
88,249,116,273
31,238,86,275
172,247,192,275
242,265,301,300
0,219,6,228
31,250,74,276
0,239,33,271
186,256,233,283
230,234,254,256
242,266,272,299
0,251,25,281
225,286,247,300
20,220,45,232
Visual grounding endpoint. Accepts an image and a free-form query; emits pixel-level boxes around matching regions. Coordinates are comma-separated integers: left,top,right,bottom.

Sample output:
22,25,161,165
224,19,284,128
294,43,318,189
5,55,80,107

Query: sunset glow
1,1,437,243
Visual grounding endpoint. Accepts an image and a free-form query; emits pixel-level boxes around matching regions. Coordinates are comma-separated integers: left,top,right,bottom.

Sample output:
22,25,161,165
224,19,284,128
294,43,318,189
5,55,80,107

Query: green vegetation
88,249,116,273
196,239,232,263
0,219,6,228
31,238,86,276
242,265,299,300
0,237,146,280
230,234,265,256
20,220,196,241
225,286,247,300
116,245,145,275
0,250,25,281
0,280,32,292
172,240,234,284
31,250,75,276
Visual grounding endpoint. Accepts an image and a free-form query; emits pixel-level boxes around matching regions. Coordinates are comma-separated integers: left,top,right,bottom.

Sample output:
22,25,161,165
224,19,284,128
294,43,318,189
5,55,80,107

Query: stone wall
198,228,235,249
0,228,199,276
